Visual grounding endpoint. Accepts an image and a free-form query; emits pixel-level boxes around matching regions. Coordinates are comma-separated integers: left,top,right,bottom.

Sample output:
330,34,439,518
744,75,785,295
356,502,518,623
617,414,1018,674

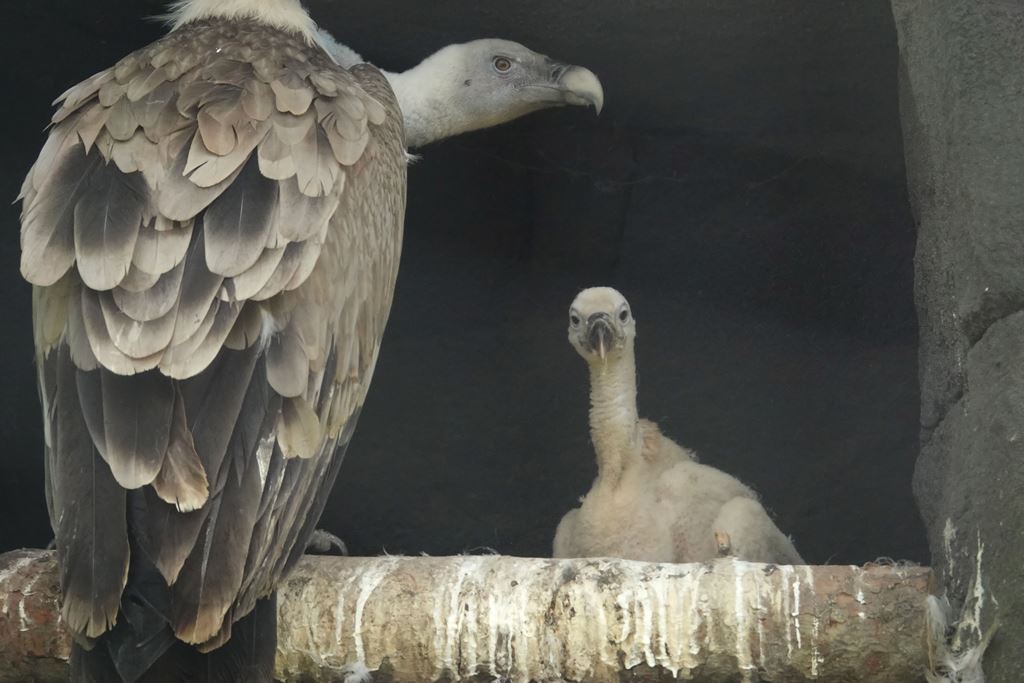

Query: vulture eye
619,309,629,322
570,314,581,326
492,56,513,73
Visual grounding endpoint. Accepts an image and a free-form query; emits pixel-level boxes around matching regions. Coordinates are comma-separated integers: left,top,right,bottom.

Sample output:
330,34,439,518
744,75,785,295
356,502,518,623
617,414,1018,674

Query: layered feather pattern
23,17,407,673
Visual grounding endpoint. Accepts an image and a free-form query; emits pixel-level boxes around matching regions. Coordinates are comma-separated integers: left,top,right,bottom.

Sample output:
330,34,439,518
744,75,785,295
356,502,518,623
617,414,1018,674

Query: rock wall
892,1,1024,680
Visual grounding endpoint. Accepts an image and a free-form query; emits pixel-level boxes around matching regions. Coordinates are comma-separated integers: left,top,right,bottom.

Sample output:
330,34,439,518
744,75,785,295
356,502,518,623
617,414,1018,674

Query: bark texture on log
0,550,68,683
0,550,929,682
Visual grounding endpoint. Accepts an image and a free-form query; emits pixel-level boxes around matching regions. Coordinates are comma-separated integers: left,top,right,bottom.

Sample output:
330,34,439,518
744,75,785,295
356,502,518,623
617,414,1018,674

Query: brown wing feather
24,16,406,655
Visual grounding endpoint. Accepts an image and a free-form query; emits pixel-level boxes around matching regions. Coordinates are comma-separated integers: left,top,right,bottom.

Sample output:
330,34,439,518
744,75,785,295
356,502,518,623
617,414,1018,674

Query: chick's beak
587,314,613,359
552,63,604,114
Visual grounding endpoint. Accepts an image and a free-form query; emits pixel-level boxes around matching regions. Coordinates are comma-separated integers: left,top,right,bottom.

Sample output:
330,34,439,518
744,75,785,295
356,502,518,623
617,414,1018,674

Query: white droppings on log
485,588,500,677
18,598,32,633
351,556,396,664
458,560,481,674
802,565,822,678
754,580,766,668
1,551,933,683
333,587,346,648
0,556,34,618
780,564,794,658
639,581,656,667
732,559,752,677
853,563,868,621
792,566,803,649
684,568,701,661
284,556,930,682
704,583,716,654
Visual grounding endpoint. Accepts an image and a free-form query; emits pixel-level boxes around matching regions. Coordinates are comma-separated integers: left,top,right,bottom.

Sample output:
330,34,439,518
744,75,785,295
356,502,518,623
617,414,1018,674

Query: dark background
0,1,924,564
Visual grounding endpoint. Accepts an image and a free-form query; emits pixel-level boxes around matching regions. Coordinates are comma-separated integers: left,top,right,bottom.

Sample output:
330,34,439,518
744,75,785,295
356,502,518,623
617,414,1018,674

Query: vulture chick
552,288,803,564
19,0,605,680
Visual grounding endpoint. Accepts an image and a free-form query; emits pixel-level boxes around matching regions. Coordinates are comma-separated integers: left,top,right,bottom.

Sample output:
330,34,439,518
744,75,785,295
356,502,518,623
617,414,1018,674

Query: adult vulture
18,0,603,680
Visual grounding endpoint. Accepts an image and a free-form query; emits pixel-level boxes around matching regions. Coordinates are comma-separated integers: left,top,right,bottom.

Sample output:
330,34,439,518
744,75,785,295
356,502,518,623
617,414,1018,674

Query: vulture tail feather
265,354,355,585
180,344,261,489
170,438,263,645
68,595,274,683
235,444,287,611
141,344,261,586
139,594,276,683
224,356,280,490
51,344,130,641
70,641,123,683
139,486,208,587
101,495,178,683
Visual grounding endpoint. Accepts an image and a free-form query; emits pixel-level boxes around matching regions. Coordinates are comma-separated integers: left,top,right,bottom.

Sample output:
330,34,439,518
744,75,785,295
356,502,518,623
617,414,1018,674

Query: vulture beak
551,63,605,114
587,313,614,359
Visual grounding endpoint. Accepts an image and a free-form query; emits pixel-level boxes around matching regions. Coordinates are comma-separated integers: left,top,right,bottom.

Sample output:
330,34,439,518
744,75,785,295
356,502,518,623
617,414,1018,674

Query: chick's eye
570,314,581,326
619,309,629,322
492,56,513,73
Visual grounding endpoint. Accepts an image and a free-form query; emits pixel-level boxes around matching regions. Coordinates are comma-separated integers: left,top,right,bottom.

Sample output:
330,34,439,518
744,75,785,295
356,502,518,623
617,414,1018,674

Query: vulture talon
306,529,349,556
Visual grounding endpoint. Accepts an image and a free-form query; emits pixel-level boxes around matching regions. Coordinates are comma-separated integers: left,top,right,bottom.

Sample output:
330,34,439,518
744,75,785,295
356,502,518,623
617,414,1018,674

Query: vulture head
568,287,635,362
403,38,604,122
318,34,604,148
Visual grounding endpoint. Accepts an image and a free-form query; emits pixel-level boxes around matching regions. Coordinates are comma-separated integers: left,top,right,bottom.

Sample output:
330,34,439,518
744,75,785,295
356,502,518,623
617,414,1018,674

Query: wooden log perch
0,549,930,682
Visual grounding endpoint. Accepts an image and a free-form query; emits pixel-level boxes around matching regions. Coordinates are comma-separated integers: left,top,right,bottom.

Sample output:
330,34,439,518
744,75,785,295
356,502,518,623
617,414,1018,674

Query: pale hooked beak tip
587,318,612,360
558,65,605,115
